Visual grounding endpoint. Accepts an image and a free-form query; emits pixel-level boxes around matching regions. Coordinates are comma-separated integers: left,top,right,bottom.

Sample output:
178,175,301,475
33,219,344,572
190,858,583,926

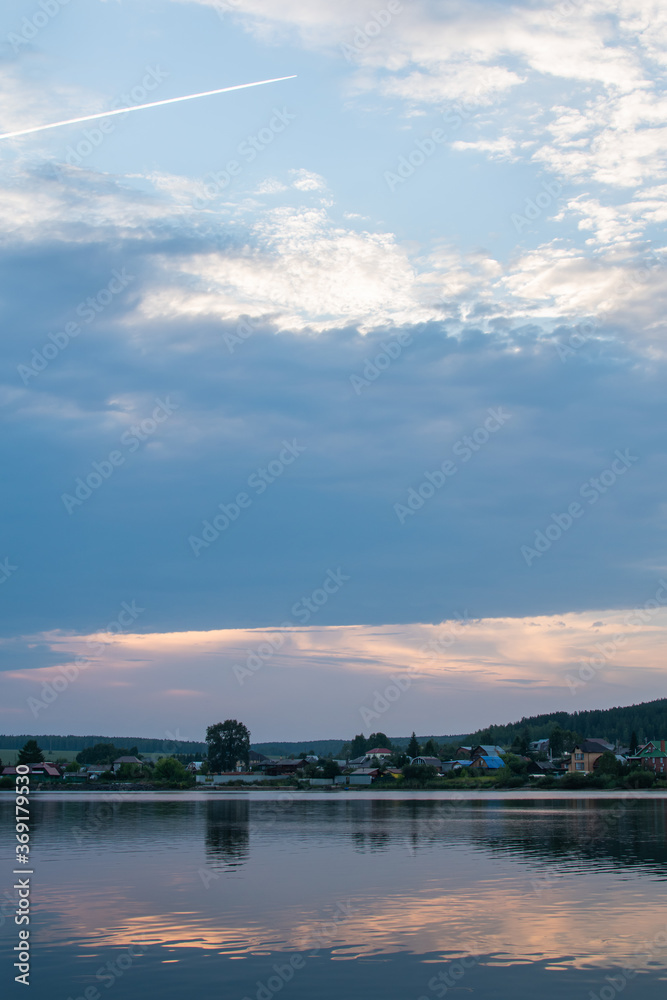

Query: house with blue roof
470,755,505,770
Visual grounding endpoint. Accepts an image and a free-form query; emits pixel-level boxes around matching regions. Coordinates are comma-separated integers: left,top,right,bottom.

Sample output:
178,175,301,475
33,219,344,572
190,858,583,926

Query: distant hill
2,698,663,758
466,697,667,747
0,734,207,754
250,735,469,757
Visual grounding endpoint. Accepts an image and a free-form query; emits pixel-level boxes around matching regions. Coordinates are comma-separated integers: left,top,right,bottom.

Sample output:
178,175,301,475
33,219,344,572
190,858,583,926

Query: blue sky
1,0,666,740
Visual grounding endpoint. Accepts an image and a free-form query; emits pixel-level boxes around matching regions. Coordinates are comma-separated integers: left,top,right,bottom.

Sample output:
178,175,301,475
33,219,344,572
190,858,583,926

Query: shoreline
3,787,667,800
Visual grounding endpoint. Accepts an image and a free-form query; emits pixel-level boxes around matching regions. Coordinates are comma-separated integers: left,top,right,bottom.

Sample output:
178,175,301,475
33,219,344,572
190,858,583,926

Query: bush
624,768,654,788
402,764,437,785
560,772,589,789
490,772,526,788
152,757,194,786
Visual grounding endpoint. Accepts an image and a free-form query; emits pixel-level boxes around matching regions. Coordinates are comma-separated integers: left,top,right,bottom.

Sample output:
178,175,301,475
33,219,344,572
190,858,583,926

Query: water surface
2,791,667,999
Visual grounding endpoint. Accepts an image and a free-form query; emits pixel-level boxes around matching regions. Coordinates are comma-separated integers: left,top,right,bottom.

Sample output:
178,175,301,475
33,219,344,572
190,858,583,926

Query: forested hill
468,698,667,747
0,734,208,754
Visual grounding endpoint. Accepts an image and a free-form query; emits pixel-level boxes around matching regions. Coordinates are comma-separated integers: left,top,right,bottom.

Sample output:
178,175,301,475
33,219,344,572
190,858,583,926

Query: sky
1,0,666,742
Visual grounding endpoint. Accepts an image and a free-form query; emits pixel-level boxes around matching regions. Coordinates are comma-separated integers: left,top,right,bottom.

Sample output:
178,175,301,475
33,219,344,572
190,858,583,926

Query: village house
457,744,505,759
410,756,443,772
440,760,472,772
363,747,392,762
111,755,143,771
261,757,308,776
2,762,62,780
567,739,614,773
348,767,380,785
627,740,667,775
470,755,505,771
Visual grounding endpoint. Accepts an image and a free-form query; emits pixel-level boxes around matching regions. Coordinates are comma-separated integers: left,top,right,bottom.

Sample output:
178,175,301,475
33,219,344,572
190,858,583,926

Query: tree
153,757,192,784
516,726,531,756
368,732,392,749
595,751,622,777
402,763,437,785
423,738,440,757
349,734,368,759
76,743,119,765
321,759,341,779
115,762,142,781
18,740,44,765
206,720,250,772
629,731,638,754
407,732,420,758
549,725,565,758
502,754,529,777
65,762,80,773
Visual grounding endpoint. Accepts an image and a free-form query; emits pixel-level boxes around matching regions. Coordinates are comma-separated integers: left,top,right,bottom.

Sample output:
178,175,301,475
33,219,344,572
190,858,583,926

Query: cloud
180,0,667,258
3,605,667,738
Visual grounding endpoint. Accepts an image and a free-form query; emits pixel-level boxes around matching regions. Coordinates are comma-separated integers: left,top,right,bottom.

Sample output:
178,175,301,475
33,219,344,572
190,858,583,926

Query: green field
1,748,81,764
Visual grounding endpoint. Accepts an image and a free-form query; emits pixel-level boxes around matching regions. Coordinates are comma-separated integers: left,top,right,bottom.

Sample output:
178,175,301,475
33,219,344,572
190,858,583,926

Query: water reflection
205,799,249,870
2,793,667,998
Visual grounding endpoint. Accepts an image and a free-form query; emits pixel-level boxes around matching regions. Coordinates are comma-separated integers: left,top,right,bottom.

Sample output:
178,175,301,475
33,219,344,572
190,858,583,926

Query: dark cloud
0,168,665,642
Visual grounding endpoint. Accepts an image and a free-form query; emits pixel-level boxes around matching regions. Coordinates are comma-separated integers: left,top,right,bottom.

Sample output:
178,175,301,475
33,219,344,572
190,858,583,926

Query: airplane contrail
0,75,297,141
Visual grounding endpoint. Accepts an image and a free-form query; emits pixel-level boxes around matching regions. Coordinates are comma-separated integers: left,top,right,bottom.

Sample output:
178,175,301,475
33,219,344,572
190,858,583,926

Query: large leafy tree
206,720,250,771
18,740,44,764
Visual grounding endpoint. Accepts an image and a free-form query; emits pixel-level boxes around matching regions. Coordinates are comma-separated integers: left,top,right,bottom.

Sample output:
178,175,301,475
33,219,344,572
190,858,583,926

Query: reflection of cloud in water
39,881,667,972
25,797,667,973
